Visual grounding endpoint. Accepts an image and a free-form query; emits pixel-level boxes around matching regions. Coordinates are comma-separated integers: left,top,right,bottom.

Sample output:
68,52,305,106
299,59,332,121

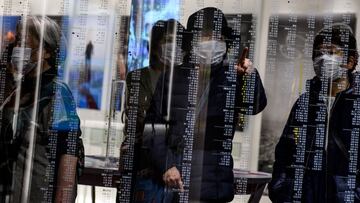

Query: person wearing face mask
269,24,360,203
196,39,227,65
148,7,267,203
0,16,84,203
119,19,185,203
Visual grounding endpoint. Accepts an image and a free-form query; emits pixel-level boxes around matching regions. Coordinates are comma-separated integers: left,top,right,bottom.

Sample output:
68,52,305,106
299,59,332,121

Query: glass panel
0,0,359,203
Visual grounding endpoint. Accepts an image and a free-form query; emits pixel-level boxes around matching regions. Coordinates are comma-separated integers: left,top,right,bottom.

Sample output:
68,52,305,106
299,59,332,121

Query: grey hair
24,15,67,67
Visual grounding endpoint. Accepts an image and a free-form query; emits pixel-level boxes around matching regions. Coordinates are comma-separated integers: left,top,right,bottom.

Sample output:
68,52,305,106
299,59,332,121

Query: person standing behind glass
269,24,359,203
120,19,185,203
0,16,83,203
152,7,267,203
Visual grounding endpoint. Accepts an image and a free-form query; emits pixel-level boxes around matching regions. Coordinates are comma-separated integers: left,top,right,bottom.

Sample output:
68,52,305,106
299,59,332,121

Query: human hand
163,166,184,192
236,47,254,75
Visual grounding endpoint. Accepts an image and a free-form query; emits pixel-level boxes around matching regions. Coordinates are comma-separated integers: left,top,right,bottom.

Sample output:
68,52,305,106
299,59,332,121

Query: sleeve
165,115,185,172
121,70,147,145
235,68,267,115
272,106,297,176
119,71,139,172
120,70,146,150
268,101,299,201
147,70,184,174
120,72,132,148
48,82,83,158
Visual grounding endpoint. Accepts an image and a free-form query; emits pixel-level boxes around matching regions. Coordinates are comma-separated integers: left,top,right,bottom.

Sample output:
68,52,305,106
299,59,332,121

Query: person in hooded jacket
149,7,267,203
269,24,360,203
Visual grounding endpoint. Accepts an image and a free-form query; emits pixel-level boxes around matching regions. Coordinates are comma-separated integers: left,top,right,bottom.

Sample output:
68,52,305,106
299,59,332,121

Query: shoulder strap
330,131,350,161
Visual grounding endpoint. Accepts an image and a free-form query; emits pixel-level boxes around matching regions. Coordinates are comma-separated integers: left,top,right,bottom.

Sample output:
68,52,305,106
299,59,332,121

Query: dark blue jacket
269,75,360,203
148,62,267,202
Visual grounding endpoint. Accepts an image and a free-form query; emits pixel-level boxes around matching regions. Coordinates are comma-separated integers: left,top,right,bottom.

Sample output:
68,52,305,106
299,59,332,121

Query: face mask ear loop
23,63,38,76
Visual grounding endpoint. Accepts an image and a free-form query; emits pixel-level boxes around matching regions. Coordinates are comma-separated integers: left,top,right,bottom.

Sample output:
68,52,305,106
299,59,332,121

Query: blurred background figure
85,40,94,82
78,40,98,109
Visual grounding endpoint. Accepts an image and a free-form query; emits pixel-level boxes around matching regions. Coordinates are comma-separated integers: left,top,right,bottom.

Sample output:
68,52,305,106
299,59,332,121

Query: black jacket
149,61,267,202
0,68,83,202
269,76,360,203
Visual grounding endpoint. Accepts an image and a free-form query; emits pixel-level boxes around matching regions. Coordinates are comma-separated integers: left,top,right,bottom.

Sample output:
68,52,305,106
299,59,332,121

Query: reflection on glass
269,22,360,202
0,16,83,202
1,1,360,203
120,7,267,203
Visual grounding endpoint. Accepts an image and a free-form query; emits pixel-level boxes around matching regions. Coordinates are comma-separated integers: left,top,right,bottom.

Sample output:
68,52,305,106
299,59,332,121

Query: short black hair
313,23,358,70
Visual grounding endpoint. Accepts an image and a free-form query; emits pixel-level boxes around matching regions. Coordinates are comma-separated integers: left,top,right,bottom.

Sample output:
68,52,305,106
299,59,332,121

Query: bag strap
330,131,349,161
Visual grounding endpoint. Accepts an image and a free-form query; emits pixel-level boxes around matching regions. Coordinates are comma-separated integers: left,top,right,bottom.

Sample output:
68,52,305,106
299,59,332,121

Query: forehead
317,43,341,50
195,30,225,41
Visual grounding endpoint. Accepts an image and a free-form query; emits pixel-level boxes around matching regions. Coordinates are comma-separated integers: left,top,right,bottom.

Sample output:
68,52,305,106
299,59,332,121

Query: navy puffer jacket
269,75,360,203
148,61,267,202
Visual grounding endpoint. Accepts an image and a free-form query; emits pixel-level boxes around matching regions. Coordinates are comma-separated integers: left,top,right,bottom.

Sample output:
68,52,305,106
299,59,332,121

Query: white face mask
11,47,36,78
159,43,183,66
196,40,226,65
313,54,348,81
